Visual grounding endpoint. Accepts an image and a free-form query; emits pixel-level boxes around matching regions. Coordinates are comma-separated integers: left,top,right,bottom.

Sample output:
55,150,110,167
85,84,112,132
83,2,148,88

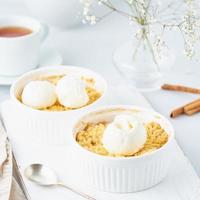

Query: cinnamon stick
170,107,184,118
170,98,200,118
185,106,200,116
162,84,200,94
184,100,200,112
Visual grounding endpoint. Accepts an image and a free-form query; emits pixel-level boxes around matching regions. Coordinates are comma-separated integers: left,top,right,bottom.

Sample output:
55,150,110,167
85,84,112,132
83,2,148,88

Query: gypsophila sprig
80,0,98,24
180,0,200,58
80,0,200,61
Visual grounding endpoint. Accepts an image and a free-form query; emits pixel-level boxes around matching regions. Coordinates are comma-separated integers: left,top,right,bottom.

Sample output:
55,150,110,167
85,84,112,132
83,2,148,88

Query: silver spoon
24,164,95,200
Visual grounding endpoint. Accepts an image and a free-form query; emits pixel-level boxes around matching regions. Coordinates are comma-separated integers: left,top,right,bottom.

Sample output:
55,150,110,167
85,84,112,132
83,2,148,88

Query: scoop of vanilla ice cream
56,75,89,108
102,114,147,156
22,80,57,109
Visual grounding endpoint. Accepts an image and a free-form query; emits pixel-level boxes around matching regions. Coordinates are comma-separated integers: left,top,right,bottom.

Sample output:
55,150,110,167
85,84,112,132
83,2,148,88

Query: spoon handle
57,182,96,200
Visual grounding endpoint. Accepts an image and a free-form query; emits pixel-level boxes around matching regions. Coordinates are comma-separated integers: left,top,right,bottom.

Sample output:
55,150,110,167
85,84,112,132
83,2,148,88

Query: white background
0,0,200,178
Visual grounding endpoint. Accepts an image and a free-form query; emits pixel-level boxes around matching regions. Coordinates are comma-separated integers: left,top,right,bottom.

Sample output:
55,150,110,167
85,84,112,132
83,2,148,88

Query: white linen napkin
0,122,26,200
0,123,7,175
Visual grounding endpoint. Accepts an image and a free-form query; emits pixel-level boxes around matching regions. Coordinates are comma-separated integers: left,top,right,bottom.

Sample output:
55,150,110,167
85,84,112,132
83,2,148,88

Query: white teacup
0,16,49,76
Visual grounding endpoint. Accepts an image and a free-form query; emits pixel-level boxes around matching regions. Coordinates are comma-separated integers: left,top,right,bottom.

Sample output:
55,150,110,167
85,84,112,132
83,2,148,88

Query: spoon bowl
24,163,96,200
24,164,58,186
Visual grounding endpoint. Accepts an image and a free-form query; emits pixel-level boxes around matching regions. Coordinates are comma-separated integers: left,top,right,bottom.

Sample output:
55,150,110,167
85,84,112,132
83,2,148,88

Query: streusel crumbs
76,122,169,157
20,75,101,111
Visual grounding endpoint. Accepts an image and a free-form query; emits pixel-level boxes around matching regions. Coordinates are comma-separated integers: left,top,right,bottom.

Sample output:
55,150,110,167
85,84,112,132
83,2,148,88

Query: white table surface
1,1,200,198
2,86,200,200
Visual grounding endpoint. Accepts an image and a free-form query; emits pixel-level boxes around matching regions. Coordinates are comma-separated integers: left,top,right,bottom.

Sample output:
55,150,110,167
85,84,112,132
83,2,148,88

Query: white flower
80,0,99,24
180,0,200,58
79,0,200,60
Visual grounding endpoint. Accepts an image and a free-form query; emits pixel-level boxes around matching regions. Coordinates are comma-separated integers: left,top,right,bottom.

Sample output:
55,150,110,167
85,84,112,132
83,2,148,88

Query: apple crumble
20,75,101,111
76,121,169,157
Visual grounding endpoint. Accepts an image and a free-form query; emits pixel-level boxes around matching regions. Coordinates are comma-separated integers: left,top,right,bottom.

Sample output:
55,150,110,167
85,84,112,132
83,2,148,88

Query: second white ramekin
8,65,107,145
71,105,174,193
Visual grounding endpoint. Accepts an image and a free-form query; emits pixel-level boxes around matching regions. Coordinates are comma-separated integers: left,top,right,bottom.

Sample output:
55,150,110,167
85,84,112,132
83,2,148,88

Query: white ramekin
8,65,107,145
71,105,174,193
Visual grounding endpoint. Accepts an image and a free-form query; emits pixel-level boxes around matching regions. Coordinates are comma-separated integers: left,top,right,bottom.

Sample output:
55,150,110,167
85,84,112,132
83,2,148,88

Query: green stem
132,36,142,61
98,0,137,21
144,32,160,72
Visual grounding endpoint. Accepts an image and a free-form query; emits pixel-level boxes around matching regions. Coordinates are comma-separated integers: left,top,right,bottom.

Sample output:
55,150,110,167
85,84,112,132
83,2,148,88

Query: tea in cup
0,16,49,76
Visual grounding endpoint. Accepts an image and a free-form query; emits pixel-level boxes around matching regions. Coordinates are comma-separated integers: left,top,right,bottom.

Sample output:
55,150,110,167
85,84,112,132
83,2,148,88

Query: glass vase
113,33,175,91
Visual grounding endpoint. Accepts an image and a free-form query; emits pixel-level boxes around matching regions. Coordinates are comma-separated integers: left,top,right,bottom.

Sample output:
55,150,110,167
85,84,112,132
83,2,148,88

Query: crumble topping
76,121,169,157
19,75,101,111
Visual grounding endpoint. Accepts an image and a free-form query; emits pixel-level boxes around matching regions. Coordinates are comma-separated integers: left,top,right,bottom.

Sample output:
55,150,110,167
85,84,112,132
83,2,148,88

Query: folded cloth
9,178,26,200
0,121,26,200
0,125,7,175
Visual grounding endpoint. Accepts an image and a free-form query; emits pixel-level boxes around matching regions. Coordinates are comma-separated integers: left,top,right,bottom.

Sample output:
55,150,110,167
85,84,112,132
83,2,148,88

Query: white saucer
0,46,63,86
